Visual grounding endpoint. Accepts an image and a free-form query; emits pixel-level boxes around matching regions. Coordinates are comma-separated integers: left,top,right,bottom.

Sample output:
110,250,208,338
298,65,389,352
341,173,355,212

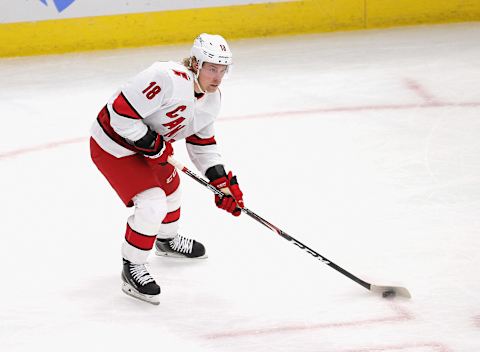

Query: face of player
197,62,228,93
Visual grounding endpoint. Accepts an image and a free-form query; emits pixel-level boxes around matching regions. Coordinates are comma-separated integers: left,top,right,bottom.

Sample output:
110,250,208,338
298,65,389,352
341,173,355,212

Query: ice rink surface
1,23,480,351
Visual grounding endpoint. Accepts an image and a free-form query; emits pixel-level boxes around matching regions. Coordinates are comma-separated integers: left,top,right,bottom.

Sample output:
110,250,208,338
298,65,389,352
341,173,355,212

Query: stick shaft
167,157,371,291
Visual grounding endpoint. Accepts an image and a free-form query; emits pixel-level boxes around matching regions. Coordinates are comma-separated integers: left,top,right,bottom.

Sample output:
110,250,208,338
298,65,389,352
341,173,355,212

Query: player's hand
209,171,244,216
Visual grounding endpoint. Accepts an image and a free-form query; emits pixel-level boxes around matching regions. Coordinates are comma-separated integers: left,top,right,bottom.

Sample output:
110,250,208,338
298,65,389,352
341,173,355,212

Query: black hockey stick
168,157,411,299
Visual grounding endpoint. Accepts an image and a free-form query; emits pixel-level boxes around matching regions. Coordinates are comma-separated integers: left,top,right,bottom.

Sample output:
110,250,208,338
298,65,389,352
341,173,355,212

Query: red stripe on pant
162,208,180,224
125,223,156,250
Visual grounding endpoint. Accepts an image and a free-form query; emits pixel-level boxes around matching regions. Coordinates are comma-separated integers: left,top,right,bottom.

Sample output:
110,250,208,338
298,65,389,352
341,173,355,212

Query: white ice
1,23,479,352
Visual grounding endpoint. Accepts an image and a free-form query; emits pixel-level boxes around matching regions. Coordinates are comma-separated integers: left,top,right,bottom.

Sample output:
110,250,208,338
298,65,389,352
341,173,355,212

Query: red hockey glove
209,171,244,217
131,128,173,166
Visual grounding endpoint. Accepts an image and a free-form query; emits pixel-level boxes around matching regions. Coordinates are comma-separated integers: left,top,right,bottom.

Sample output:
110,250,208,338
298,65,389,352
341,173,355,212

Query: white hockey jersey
90,61,223,176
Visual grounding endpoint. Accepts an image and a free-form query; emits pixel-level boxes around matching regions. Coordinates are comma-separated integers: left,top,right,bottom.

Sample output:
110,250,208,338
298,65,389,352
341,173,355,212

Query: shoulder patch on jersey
172,69,190,81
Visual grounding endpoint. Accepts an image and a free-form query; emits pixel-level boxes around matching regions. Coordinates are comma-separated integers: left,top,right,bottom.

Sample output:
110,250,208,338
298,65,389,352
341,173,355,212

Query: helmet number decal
220,45,227,51
142,81,161,100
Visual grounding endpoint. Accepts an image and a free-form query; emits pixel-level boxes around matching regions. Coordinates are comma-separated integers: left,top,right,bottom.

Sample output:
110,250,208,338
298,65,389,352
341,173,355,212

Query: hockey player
89,33,244,305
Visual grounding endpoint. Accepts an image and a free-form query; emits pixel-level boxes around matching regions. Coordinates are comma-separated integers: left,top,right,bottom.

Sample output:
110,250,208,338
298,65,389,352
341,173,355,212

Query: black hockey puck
382,290,396,298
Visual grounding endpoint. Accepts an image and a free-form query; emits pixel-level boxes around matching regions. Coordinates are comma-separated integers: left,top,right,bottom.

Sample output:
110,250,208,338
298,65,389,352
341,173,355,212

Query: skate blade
121,282,160,305
155,249,208,259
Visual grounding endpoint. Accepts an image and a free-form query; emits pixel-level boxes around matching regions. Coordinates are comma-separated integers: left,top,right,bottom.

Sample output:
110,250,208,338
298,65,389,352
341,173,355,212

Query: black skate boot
121,258,160,305
155,234,207,259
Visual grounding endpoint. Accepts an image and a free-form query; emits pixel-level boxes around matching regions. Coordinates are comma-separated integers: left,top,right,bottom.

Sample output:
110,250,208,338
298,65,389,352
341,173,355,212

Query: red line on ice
403,78,440,104
1,101,479,160
0,136,88,160
474,315,480,328
218,101,480,122
203,303,413,339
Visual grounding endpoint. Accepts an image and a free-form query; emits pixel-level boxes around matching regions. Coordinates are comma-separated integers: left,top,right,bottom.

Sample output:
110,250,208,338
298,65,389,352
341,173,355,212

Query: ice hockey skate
155,234,207,259
121,259,160,305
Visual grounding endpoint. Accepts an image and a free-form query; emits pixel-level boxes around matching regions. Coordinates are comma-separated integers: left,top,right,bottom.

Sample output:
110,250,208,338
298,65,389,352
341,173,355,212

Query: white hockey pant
122,186,182,264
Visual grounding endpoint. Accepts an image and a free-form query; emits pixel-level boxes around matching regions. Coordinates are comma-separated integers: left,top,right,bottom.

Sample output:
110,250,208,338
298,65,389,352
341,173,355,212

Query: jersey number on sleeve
142,82,161,100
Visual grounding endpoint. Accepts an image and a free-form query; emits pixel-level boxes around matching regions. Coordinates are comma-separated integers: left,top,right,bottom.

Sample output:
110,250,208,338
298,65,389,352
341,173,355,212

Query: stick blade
370,284,412,299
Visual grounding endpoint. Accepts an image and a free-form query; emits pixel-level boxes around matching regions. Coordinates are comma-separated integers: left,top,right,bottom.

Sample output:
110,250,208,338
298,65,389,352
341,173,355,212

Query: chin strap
191,57,206,94
194,75,206,94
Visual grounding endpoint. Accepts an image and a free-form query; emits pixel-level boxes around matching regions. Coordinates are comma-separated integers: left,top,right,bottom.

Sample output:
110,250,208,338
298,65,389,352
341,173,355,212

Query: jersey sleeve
185,123,223,176
108,63,172,142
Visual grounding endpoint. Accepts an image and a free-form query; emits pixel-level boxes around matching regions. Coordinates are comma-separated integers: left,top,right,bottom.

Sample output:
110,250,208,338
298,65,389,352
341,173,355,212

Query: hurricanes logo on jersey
39,0,76,13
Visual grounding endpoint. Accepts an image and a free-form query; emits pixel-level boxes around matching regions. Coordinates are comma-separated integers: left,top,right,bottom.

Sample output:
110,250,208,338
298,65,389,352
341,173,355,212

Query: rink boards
1,0,480,57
